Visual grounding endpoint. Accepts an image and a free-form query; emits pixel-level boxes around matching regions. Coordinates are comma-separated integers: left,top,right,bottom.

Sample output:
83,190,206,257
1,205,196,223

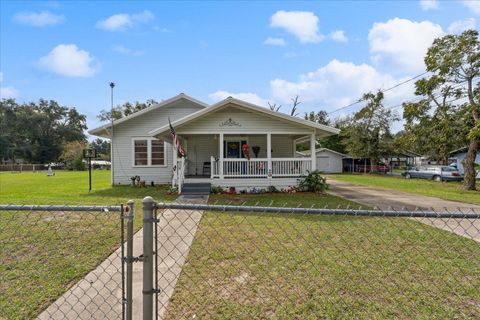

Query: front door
224,140,247,158
226,141,240,158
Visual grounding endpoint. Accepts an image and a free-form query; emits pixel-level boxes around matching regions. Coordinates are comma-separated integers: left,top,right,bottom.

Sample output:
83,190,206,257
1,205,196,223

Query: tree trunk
463,139,478,190
371,158,377,173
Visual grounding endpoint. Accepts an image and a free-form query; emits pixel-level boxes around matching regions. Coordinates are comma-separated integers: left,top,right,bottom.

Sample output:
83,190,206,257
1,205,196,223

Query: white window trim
132,137,167,168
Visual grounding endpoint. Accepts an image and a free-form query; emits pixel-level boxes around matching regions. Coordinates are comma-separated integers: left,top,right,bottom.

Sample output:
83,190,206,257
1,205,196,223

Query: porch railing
210,158,311,178
271,158,312,177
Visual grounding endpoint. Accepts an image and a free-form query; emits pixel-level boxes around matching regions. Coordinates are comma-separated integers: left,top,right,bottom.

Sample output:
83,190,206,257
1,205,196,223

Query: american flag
169,118,186,157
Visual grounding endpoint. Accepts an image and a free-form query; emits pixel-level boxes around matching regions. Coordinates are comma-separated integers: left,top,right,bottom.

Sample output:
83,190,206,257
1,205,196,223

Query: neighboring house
89,94,339,191
296,148,345,173
449,147,480,176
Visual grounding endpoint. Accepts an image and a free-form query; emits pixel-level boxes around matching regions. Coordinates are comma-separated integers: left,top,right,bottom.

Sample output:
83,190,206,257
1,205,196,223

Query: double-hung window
133,138,165,166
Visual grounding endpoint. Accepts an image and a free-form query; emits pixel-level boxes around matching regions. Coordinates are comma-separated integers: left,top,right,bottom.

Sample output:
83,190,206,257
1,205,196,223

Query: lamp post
110,82,115,186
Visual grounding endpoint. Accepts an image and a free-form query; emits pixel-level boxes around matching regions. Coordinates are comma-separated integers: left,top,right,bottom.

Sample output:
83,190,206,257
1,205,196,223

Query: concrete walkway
328,179,480,242
38,194,207,320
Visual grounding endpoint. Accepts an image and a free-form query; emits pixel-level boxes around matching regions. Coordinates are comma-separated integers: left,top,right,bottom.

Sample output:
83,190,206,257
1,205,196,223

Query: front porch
173,133,317,191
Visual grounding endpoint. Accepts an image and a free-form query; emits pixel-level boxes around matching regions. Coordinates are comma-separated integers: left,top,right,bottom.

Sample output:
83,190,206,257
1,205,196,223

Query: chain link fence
0,204,128,320
153,202,480,320
1,200,479,319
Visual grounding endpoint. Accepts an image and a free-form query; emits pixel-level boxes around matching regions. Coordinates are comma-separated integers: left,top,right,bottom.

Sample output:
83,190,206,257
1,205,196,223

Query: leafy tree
401,78,468,162
0,99,87,164
342,92,398,171
304,110,330,125
60,141,87,170
97,99,159,122
409,29,480,189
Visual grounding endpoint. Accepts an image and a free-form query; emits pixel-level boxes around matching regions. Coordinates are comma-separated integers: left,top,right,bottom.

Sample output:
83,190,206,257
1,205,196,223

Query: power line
327,71,430,115
387,79,478,112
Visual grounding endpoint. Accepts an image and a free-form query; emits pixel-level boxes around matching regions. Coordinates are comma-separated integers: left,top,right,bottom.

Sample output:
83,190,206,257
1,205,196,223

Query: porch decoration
242,143,250,160
252,146,260,158
219,118,241,127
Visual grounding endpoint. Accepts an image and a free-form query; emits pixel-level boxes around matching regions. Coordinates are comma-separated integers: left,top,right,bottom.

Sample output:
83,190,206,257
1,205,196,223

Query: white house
449,147,480,177
89,93,340,193
296,148,345,173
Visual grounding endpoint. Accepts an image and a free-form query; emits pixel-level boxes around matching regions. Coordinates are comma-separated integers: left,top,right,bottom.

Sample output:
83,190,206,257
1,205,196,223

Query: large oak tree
409,29,479,189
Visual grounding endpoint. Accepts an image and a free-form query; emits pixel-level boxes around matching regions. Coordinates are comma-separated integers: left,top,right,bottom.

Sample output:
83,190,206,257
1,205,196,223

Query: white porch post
267,133,272,178
219,133,224,179
172,143,177,186
310,133,316,172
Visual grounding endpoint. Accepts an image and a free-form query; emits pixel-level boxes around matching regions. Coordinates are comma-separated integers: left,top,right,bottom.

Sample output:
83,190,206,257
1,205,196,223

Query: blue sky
1,0,479,135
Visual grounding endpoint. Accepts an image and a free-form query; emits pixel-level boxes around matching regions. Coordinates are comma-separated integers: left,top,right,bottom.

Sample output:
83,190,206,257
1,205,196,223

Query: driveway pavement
327,179,480,242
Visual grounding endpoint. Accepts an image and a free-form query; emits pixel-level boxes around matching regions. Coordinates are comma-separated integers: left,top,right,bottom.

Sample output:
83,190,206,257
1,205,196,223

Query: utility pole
110,82,115,186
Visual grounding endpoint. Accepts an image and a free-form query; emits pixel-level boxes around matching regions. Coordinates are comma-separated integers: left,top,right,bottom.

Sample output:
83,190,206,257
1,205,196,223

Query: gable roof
88,93,208,137
297,148,347,157
449,146,469,155
149,97,340,136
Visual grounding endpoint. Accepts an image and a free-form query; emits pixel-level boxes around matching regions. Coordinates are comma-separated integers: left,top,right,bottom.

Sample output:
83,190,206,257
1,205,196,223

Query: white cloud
112,45,144,56
263,37,286,46
270,10,324,43
448,18,476,34
209,91,268,107
420,0,439,10
368,18,444,73
38,44,97,77
330,30,348,42
462,0,480,15
0,72,19,99
13,11,64,26
270,59,414,111
0,86,19,99
96,10,154,31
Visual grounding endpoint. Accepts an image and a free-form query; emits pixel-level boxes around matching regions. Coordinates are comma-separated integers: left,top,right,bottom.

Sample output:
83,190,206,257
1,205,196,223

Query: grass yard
164,194,480,319
330,173,480,206
0,170,176,319
0,170,177,205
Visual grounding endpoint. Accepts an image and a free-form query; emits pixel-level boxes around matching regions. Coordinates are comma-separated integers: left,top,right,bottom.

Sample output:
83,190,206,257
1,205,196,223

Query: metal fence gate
1,199,480,319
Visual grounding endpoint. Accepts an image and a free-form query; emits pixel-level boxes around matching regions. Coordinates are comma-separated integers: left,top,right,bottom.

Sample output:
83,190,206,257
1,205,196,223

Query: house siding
451,151,480,175
111,100,204,184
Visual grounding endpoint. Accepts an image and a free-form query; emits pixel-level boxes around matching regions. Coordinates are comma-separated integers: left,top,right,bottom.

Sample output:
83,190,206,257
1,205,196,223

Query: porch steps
181,183,211,195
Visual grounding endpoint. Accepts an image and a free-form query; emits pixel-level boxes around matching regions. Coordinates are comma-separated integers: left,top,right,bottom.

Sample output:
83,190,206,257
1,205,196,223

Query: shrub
210,186,225,194
298,170,328,193
268,185,279,193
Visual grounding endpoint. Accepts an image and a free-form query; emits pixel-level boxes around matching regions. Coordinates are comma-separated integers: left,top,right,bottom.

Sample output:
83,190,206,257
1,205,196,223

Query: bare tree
268,102,282,112
290,95,301,117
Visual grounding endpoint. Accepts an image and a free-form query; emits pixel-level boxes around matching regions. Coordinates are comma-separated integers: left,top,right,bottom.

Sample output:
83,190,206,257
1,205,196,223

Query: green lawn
0,170,176,320
164,194,480,319
329,173,480,206
0,170,177,205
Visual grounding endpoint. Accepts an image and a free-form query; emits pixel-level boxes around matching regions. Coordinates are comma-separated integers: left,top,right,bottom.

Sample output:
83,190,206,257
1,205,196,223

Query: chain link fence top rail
0,204,125,320
153,202,480,320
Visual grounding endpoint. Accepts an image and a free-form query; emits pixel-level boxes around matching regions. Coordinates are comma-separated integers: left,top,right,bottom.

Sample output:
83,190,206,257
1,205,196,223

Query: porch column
310,133,316,172
172,143,177,186
267,133,272,178
219,133,224,179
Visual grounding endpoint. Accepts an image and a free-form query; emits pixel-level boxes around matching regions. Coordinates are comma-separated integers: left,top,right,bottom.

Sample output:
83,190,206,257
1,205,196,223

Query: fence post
142,196,155,320
126,200,134,320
